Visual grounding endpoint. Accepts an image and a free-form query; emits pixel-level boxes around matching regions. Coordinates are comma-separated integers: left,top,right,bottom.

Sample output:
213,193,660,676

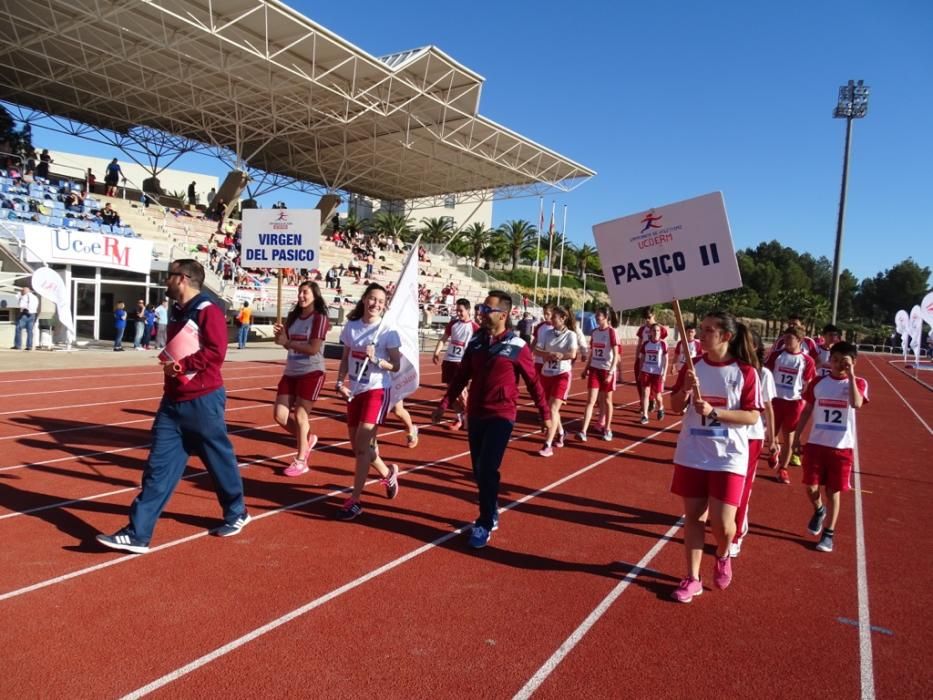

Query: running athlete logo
276,212,288,222
640,211,663,233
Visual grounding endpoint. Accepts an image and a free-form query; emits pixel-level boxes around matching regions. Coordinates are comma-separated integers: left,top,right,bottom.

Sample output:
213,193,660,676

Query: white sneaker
602,430,613,441
729,540,742,558
576,431,587,442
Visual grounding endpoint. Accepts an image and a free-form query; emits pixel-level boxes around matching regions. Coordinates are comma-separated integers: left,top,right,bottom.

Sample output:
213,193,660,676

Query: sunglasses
474,303,506,315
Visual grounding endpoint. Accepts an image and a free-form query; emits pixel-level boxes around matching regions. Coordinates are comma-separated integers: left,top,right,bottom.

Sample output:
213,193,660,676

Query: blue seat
49,216,64,227
100,224,112,234
89,221,101,232
38,214,51,225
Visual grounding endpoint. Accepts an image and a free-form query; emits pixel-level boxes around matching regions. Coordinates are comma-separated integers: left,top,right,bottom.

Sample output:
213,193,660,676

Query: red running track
0,355,930,698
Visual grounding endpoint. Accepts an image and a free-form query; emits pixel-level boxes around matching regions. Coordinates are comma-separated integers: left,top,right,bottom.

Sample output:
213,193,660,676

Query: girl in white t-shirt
334,283,402,521
578,307,620,441
668,311,761,603
534,306,578,456
272,281,330,477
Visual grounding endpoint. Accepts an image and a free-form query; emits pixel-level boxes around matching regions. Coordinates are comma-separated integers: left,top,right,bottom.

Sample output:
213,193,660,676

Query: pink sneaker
713,555,733,590
538,445,554,457
671,577,703,603
380,463,400,499
284,459,309,477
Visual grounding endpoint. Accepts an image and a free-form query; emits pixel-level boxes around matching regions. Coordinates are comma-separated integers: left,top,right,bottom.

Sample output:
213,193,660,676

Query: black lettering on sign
699,243,721,267
612,252,688,284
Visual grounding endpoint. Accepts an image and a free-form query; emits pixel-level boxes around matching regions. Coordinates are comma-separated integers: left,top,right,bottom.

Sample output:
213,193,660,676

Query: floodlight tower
830,79,870,324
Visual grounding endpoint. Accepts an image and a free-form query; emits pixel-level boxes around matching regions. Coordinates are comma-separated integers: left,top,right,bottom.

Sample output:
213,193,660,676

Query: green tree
371,210,411,240
0,106,32,157
855,258,931,325
460,222,495,268
419,216,454,244
496,219,537,272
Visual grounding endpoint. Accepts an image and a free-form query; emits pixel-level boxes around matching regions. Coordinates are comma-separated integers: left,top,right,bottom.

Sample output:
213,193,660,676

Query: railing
421,242,523,306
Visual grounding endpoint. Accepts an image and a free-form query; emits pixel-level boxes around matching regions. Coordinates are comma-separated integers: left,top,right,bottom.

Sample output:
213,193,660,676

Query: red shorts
640,371,664,396
587,368,616,393
347,388,390,428
441,360,462,384
670,464,745,506
540,372,571,401
276,371,325,402
772,397,806,433
802,443,853,493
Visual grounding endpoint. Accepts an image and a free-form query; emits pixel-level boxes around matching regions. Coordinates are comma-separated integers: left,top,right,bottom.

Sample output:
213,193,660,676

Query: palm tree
419,216,454,244
496,219,537,272
575,243,599,276
371,210,411,240
462,222,495,267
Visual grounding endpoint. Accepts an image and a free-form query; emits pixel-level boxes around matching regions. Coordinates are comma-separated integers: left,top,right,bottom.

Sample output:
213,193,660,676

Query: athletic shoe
538,445,554,458
807,506,826,536
671,577,703,603
96,529,149,554
554,433,565,448
729,540,743,558
468,525,491,549
576,431,588,442
790,452,802,467
336,498,362,521
602,430,613,441
449,418,463,431
778,467,791,484
210,512,251,537
657,408,665,420
816,531,834,552
407,426,419,448
284,459,309,477
713,555,733,590
639,415,649,425
767,451,779,470
381,463,400,499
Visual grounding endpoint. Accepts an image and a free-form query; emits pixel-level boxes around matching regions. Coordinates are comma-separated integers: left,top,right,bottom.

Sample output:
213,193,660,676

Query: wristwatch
710,409,720,422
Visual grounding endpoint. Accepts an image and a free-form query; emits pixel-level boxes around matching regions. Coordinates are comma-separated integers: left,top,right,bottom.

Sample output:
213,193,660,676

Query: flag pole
556,204,568,306
533,196,543,307
545,200,556,304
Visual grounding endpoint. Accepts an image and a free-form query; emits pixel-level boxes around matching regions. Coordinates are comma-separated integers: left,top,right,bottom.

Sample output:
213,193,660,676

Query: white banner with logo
593,192,742,310
381,243,421,407
31,266,75,341
23,225,153,274
241,209,321,269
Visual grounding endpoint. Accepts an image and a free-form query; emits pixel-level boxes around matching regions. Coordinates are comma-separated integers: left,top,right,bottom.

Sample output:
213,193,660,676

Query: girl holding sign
272,281,330,477
334,282,402,521
535,306,579,457
668,311,761,603
638,324,669,424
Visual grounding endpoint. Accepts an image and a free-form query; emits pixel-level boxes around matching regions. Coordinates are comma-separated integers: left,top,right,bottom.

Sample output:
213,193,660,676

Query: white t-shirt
339,319,401,394
804,374,869,449
536,325,578,376
817,347,833,378
639,340,668,375
749,367,777,441
589,327,619,371
672,357,762,475
283,311,329,376
675,338,703,368
442,319,479,363
532,321,552,366
769,350,816,401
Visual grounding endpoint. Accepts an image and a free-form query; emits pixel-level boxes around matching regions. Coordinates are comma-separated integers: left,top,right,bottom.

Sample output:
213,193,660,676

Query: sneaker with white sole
729,540,743,558
602,430,613,441
576,431,588,442
554,433,565,448
468,525,491,549
96,529,149,554
657,408,665,420
816,530,834,552
807,506,826,536
284,459,309,477
336,498,362,521
639,415,649,425
210,513,251,537
381,463,400,499
713,555,733,589
538,444,554,457
671,576,703,603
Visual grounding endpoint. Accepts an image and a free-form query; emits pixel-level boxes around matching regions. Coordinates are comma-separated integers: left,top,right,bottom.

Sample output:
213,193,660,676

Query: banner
241,209,320,269
593,192,742,310
894,309,910,359
31,266,75,340
24,225,153,274
909,305,923,363
381,241,421,407
920,291,933,327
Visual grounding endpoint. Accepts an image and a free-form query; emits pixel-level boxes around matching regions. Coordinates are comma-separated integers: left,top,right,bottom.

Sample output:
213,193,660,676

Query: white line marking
513,520,683,700
865,357,932,435
119,420,682,699
852,420,876,700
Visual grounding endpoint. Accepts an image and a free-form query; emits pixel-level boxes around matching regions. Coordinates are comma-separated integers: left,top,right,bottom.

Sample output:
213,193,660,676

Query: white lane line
852,421,876,700
119,420,682,700
513,520,683,700
865,357,932,435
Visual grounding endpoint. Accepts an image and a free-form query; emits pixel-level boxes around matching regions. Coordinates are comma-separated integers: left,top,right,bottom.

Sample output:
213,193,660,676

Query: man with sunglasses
96,259,249,554
433,291,551,548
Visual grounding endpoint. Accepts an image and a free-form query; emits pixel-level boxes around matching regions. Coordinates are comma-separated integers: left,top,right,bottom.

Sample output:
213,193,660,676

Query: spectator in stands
24,152,36,177
36,149,52,180
187,181,197,207
100,203,120,227
86,168,96,194
11,285,39,351
207,187,216,206
211,196,227,223
132,299,147,350
155,298,169,348
104,158,124,197
64,190,83,211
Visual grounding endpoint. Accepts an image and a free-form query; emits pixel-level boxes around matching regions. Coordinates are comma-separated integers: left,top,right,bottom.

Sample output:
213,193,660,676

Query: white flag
381,241,421,407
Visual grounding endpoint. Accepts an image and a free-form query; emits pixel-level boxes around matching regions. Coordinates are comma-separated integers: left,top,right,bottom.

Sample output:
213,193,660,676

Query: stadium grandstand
0,0,594,347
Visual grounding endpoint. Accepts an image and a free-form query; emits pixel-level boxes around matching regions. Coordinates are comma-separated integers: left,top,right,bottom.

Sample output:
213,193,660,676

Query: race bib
350,350,371,384
814,398,849,432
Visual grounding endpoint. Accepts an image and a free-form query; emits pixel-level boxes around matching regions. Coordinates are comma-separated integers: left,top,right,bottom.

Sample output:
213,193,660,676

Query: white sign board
241,209,320,269
24,225,153,274
593,192,742,310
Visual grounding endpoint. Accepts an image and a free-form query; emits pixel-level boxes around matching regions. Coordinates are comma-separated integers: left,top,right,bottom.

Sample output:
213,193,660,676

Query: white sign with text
24,225,153,274
241,209,320,269
593,191,742,310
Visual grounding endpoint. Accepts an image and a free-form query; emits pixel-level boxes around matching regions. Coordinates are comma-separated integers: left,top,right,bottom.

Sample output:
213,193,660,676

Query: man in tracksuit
433,290,551,549
96,259,250,553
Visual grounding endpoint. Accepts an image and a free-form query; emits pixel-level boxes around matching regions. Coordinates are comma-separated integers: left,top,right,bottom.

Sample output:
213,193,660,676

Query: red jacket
442,329,550,423
165,296,227,402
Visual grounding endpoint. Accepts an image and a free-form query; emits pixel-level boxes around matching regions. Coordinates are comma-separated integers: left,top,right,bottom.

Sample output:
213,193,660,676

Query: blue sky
23,0,933,282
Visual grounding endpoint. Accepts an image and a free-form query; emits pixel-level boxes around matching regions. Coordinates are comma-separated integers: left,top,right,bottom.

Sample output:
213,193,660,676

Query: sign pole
672,297,702,400
276,270,283,325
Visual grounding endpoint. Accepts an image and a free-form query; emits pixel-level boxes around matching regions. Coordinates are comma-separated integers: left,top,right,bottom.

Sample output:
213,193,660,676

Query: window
443,195,456,209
